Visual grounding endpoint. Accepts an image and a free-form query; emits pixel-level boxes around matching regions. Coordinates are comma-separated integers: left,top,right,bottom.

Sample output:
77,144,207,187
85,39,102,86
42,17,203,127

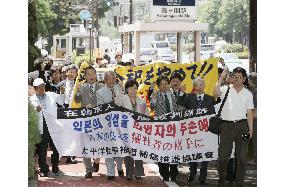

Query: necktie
111,88,116,102
197,95,202,108
90,85,95,98
174,91,179,99
164,93,171,113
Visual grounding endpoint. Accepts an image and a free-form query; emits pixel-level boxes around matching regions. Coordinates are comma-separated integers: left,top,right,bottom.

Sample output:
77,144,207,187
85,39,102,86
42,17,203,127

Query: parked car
151,41,170,49
140,48,158,64
156,48,175,62
201,43,216,60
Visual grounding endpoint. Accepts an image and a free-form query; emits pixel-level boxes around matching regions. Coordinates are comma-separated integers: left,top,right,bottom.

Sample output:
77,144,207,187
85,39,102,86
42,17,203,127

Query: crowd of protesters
28,54,257,186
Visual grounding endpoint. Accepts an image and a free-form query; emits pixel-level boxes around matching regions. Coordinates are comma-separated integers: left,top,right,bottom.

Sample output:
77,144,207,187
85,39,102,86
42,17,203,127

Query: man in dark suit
177,77,215,185
150,75,179,181
74,66,104,178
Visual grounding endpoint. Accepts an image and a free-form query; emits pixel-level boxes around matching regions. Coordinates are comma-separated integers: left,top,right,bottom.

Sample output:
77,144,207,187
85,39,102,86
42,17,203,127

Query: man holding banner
74,66,104,179
178,77,215,185
29,78,65,177
96,71,125,180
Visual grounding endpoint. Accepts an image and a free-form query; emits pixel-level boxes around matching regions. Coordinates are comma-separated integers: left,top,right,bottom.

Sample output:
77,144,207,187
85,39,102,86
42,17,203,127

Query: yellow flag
69,61,90,108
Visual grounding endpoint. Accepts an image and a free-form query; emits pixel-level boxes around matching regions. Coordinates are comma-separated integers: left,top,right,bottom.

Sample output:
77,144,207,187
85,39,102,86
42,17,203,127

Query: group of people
28,57,257,187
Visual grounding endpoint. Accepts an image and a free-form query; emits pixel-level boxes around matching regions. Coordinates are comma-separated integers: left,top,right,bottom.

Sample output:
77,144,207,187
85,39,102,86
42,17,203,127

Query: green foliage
72,50,96,66
35,0,56,37
28,102,41,178
100,19,120,40
198,0,249,43
29,0,41,72
235,50,249,59
222,43,243,53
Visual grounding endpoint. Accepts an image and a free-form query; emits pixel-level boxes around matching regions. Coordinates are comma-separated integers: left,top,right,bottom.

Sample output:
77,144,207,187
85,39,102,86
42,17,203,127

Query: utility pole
129,0,133,53
91,0,95,63
95,0,99,49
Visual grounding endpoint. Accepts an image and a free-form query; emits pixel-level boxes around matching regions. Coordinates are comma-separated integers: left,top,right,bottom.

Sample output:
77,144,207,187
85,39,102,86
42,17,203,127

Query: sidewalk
36,151,257,187
37,151,168,187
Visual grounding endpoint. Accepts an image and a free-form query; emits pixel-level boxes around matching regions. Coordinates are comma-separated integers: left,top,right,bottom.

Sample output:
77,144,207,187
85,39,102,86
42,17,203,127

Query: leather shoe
107,176,115,180
93,162,99,172
127,177,132,181
187,176,194,182
118,169,124,177
39,172,48,177
85,172,92,179
66,157,77,164
52,166,59,174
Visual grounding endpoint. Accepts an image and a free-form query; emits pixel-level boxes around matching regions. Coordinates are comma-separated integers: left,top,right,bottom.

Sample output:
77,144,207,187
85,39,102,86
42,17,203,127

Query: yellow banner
115,58,219,97
70,58,219,108
69,61,89,108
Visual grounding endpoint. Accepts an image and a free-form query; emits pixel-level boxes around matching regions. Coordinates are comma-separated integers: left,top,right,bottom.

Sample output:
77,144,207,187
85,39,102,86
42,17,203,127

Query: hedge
28,102,41,178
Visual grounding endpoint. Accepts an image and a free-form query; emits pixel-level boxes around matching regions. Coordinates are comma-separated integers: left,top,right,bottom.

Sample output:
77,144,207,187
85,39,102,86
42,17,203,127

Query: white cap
33,78,45,87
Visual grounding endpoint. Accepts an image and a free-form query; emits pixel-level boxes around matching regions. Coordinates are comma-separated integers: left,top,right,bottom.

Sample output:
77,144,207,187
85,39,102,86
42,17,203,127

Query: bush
182,43,194,54
28,102,41,178
235,51,249,59
222,44,243,53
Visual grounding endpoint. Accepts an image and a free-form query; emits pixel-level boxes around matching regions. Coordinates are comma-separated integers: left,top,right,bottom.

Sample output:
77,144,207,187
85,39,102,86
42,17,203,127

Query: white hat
33,78,45,87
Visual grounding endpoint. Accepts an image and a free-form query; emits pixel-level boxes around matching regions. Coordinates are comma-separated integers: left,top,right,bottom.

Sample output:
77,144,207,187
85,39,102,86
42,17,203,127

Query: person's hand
180,84,186,93
86,104,95,109
60,86,65,94
220,70,227,81
28,85,36,96
249,130,253,139
219,57,225,66
36,105,42,112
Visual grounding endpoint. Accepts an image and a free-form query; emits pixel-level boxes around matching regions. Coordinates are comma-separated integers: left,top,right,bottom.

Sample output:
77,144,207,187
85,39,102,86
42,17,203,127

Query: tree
44,0,112,53
35,0,56,38
28,0,41,72
198,0,249,44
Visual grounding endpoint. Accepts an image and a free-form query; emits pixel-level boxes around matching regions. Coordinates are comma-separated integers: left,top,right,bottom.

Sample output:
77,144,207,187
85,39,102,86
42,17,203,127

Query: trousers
36,117,59,174
105,157,123,176
124,156,144,178
217,121,248,186
158,163,178,179
189,161,208,183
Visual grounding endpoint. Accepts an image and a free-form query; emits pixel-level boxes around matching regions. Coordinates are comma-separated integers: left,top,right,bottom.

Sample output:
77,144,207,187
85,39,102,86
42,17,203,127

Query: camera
241,132,250,140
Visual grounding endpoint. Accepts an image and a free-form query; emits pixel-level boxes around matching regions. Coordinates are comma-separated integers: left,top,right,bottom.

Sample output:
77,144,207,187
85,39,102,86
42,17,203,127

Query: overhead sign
151,0,197,21
79,10,91,21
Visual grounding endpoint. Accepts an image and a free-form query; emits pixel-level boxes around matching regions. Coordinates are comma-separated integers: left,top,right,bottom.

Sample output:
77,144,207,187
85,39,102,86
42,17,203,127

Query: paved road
35,151,256,187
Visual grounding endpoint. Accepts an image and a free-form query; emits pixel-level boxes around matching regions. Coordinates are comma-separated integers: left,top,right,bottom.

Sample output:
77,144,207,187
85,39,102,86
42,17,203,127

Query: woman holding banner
150,75,180,181
116,79,148,182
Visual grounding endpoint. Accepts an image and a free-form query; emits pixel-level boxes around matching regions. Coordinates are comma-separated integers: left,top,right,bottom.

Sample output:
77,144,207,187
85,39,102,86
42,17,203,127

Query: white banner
45,103,219,163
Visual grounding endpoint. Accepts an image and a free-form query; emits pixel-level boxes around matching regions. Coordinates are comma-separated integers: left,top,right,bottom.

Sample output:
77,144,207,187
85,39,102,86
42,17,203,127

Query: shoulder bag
208,86,230,135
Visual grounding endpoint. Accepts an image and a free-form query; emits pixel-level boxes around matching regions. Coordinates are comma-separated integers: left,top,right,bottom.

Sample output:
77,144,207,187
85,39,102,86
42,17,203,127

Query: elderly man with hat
29,78,65,177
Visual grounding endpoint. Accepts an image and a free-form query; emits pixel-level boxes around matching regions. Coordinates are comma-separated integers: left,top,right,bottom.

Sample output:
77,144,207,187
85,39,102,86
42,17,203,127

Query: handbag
208,86,230,135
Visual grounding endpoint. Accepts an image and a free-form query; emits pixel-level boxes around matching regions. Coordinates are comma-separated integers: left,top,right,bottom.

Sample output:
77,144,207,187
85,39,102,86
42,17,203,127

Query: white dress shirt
220,85,254,121
29,92,65,134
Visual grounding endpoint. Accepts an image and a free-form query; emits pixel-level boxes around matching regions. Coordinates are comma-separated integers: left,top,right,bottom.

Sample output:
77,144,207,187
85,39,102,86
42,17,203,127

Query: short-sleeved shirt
220,85,254,121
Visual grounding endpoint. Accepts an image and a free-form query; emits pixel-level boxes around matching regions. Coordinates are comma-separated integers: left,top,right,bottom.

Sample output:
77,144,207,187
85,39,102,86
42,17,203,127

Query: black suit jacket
177,93,215,109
